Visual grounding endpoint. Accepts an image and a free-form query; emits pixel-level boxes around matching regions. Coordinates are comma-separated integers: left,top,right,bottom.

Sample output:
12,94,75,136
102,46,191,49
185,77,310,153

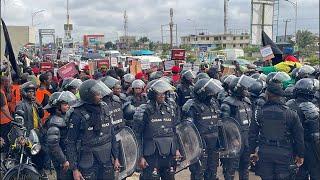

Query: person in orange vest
0,76,14,153
8,73,21,114
36,73,52,123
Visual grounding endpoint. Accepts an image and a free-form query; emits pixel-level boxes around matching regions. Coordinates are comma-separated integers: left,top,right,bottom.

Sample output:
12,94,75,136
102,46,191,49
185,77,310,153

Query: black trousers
296,141,320,180
0,122,12,153
80,160,114,180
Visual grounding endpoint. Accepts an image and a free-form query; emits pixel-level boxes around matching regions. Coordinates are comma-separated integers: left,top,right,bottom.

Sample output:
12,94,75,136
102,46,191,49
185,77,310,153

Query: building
83,34,105,50
180,33,250,50
1,26,36,60
276,35,294,43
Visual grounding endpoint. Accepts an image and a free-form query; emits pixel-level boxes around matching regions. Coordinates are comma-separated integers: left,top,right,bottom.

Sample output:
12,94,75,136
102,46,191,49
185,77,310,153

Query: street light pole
285,0,297,40
31,9,45,26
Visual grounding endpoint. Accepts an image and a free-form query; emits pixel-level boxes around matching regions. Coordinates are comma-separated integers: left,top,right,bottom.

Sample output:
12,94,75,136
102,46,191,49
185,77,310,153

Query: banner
183,63,192,70
40,62,53,71
57,62,78,78
96,59,110,68
171,49,186,60
260,45,275,61
140,59,151,70
110,57,118,67
129,60,142,76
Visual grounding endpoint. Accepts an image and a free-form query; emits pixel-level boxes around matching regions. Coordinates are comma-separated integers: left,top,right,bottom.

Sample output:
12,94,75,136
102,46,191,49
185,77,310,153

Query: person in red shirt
171,66,181,86
283,47,299,62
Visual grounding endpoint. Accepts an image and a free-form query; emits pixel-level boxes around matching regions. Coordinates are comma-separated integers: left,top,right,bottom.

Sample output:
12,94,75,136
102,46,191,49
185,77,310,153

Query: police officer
133,79,181,180
182,78,223,180
218,75,236,105
195,72,210,82
45,91,77,179
65,79,120,180
122,73,135,95
248,80,265,112
101,76,126,134
176,70,195,107
220,75,255,180
125,79,148,108
286,78,320,179
61,78,82,95
249,74,305,180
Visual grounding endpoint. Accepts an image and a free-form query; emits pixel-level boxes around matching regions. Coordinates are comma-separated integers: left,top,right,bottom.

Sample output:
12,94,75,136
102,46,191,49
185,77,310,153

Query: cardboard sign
171,49,186,60
97,59,110,69
193,63,200,73
140,59,151,70
40,62,53,71
182,63,193,70
129,60,142,76
57,62,78,78
110,57,118,67
260,45,275,61
164,60,175,71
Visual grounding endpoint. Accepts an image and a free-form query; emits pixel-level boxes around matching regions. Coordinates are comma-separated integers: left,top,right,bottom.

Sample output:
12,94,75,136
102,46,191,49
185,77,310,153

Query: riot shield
175,121,203,172
218,117,242,158
115,126,139,180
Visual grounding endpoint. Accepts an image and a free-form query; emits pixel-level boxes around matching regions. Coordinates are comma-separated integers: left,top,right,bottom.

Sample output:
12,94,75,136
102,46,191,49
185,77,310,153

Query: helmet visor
299,65,315,75
69,79,83,89
237,75,256,89
198,78,224,96
149,79,174,94
91,81,112,97
272,72,291,83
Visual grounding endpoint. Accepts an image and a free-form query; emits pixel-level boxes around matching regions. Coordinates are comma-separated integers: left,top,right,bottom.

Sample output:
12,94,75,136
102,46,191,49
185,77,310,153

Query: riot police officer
125,79,148,107
176,70,195,110
133,79,181,180
218,75,236,105
61,78,82,95
248,80,265,112
101,76,126,134
122,74,135,95
249,73,305,180
182,78,223,180
65,79,120,180
220,75,255,180
286,78,320,179
45,91,77,179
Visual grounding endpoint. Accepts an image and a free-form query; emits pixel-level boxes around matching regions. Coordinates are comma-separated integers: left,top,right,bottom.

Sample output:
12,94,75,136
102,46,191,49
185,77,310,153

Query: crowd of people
0,55,319,180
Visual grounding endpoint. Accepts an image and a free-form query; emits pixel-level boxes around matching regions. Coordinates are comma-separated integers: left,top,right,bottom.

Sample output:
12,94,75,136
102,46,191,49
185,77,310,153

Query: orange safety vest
8,84,21,114
0,89,12,125
36,88,51,124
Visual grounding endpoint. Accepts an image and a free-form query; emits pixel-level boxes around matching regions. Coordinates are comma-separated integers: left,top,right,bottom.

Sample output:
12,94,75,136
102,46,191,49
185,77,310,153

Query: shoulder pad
133,104,148,122
182,99,194,112
223,96,236,105
112,95,121,103
243,97,252,105
120,93,126,100
299,102,319,120
49,115,66,127
285,99,296,108
47,126,61,144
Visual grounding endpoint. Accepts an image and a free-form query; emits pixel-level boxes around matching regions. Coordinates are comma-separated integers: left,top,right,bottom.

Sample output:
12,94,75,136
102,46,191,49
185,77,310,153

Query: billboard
251,0,274,45
171,49,186,60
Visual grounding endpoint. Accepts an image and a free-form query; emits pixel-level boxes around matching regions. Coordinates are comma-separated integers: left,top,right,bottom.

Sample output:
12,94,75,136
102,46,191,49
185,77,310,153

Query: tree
104,41,116,50
179,44,192,51
149,41,155,51
296,30,315,49
138,36,150,43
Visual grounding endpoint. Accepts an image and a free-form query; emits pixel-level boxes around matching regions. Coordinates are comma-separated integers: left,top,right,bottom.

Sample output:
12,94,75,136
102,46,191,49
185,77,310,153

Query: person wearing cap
283,47,299,62
176,70,195,108
249,75,304,180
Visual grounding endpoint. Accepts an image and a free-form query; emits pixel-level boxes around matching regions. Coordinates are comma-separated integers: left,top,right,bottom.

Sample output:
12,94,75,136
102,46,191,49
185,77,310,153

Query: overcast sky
1,0,319,42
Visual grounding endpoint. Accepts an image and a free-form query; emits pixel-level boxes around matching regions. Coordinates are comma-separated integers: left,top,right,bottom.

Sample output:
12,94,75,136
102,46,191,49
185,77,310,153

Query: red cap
135,72,145,79
171,66,180,73
82,65,90,70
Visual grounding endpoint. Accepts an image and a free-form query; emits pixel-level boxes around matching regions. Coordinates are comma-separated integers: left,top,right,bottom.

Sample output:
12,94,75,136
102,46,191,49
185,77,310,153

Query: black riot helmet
293,78,319,99
295,65,315,81
195,73,210,82
248,80,264,98
44,91,77,110
250,73,261,80
149,71,163,81
229,75,256,97
79,79,112,104
147,79,174,100
181,70,196,84
284,85,294,100
20,81,37,99
123,74,135,83
265,72,291,96
194,78,224,102
61,78,82,92
222,74,236,90
101,76,121,89
266,72,277,85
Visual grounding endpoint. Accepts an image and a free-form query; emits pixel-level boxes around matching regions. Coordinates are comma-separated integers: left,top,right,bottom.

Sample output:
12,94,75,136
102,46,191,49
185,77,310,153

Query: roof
131,49,154,56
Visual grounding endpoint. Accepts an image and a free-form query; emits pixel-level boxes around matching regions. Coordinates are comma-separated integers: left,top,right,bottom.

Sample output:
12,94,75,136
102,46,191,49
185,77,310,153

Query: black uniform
287,98,319,178
126,94,148,108
65,102,119,180
103,95,126,133
46,115,73,179
249,99,305,179
134,100,180,179
176,83,193,107
183,99,220,180
221,96,252,180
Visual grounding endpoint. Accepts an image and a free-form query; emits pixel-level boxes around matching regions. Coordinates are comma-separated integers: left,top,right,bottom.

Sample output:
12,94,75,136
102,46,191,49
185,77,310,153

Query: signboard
164,60,175,71
183,63,193,70
129,60,142,76
110,57,118,67
193,63,200,73
171,49,186,60
199,46,208,52
97,59,110,68
57,62,78,79
260,45,275,61
140,59,151,70
40,62,53,71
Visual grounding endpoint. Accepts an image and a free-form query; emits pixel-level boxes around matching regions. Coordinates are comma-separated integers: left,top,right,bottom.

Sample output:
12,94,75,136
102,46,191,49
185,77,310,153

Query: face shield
271,72,291,83
90,80,112,98
102,76,121,89
149,79,174,94
237,75,257,89
197,78,224,96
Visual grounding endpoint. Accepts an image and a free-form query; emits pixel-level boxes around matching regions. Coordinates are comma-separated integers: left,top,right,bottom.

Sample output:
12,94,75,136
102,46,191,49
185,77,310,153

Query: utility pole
124,10,128,49
284,19,291,42
169,8,173,49
224,0,229,34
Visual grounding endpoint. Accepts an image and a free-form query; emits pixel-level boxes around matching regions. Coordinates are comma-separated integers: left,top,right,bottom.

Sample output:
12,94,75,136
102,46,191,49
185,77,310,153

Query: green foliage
296,30,315,49
305,55,320,66
213,45,223,51
243,46,260,53
138,36,150,43
186,53,197,62
179,44,192,51
104,41,116,50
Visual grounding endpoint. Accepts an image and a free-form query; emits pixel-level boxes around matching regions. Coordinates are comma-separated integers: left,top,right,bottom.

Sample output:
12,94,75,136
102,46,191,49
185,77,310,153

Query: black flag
261,30,283,65
1,18,21,77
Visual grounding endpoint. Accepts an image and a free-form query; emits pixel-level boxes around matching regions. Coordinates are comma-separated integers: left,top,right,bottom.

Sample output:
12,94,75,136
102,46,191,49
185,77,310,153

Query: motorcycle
2,110,43,180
